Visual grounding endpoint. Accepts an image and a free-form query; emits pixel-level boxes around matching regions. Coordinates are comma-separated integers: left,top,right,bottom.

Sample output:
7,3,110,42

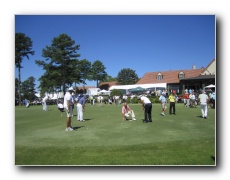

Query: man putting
121,102,136,121
140,95,152,123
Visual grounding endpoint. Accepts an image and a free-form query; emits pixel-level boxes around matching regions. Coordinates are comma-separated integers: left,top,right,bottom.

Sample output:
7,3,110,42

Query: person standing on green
168,91,176,115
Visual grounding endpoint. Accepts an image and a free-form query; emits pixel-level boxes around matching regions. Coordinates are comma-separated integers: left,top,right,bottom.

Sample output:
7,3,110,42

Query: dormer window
157,72,163,81
178,71,185,79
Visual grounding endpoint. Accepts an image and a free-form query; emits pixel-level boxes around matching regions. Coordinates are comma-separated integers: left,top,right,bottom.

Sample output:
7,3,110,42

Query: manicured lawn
15,102,216,166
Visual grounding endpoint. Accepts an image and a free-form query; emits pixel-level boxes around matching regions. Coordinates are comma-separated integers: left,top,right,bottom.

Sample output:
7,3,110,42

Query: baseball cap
68,87,74,91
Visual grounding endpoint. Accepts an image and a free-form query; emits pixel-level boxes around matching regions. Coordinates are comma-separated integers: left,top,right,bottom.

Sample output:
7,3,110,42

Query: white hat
68,87,74,91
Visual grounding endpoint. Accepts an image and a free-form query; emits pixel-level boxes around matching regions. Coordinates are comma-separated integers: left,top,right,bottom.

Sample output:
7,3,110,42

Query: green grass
15,102,216,166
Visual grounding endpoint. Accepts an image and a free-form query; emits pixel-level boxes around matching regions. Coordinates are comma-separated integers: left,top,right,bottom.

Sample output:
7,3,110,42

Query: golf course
15,102,216,166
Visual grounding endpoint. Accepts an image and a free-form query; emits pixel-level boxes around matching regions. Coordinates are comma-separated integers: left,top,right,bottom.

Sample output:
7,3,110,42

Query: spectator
168,92,176,115
42,95,48,111
210,91,216,109
184,93,189,107
25,99,30,108
189,92,196,108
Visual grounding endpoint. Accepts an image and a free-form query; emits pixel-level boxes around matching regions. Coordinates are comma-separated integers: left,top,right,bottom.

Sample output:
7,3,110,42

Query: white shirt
141,96,151,104
189,94,195,100
198,93,208,104
64,92,73,108
42,96,48,102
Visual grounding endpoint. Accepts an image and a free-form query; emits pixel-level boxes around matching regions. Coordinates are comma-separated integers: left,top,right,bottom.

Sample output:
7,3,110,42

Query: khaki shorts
161,102,166,109
65,106,73,117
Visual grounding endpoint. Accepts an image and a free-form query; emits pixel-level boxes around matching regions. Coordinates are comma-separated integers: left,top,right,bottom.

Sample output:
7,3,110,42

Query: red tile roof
76,86,96,91
136,68,205,84
98,81,118,90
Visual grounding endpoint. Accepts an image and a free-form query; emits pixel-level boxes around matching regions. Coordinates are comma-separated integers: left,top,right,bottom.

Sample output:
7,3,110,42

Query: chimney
192,65,196,69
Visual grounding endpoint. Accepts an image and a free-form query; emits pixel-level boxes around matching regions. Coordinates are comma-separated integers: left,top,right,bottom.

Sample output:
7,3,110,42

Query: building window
157,72,163,81
178,71,185,79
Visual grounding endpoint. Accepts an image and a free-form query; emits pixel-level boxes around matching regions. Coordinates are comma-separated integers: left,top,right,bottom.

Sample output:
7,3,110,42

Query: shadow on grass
73,126,85,130
196,115,204,118
84,118,92,121
210,156,215,161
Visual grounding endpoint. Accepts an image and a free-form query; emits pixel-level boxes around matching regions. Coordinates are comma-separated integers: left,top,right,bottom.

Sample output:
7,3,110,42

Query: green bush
110,89,122,97
150,97,161,103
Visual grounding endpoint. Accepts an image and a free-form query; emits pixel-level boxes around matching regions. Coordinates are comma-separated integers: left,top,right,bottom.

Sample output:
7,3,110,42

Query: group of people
122,88,215,123
40,86,215,131
121,95,153,123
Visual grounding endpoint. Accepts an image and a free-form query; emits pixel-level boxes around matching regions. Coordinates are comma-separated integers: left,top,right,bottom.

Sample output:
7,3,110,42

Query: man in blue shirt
77,95,86,122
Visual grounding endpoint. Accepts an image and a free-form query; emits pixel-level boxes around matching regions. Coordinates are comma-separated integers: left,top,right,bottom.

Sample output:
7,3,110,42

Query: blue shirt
159,95,166,103
78,97,86,105
211,93,216,100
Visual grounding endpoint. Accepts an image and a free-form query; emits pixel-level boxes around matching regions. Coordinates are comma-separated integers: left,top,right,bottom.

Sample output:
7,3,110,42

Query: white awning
109,83,167,91
205,84,215,88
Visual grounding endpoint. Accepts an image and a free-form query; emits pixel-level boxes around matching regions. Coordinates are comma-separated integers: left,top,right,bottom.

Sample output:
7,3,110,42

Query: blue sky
15,15,215,89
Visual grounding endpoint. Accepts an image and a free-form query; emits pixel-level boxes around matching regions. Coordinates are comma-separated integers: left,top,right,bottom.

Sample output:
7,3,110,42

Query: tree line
15,33,139,105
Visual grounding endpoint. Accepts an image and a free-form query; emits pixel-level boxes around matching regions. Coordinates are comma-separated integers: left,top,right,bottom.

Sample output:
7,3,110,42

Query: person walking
198,90,209,119
140,95,152,123
159,93,167,116
77,94,86,122
121,102,136,121
168,91,176,115
64,87,74,131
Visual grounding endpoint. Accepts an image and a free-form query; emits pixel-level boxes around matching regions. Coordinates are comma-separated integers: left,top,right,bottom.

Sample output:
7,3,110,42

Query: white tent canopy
99,89,110,95
99,89,108,93
109,83,167,94
205,84,215,88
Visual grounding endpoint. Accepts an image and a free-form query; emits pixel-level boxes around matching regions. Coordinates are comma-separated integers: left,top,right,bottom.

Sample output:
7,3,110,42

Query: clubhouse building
106,58,215,94
136,58,216,93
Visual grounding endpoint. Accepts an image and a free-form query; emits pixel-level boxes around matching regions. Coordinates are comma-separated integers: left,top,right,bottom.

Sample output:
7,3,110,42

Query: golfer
121,102,136,121
77,94,86,122
140,95,152,123
159,93,167,116
64,87,74,131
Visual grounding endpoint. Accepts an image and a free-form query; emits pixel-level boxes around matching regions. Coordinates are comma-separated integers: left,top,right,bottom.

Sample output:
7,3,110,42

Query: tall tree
21,76,37,101
76,59,92,93
36,34,80,94
15,33,35,105
90,60,107,87
15,78,20,99
101,75,117,82
117,68,139,85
